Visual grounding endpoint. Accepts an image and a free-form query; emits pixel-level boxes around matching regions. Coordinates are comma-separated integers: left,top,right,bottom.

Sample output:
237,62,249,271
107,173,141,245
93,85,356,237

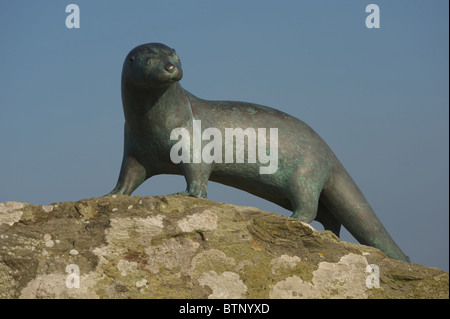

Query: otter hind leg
289,182,321,224
315,201,341,237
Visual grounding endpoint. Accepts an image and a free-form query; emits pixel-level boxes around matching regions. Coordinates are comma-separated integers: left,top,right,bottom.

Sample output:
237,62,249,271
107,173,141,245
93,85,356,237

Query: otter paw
169,191,207,198
169,191,189,196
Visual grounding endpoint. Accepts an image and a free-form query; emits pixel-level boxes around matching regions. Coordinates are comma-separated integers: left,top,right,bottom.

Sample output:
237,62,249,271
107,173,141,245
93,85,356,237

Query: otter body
108,43,409,262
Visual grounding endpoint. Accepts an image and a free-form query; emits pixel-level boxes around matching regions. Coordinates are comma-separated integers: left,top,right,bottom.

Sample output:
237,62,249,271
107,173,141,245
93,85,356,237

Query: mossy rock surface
0,196,448,299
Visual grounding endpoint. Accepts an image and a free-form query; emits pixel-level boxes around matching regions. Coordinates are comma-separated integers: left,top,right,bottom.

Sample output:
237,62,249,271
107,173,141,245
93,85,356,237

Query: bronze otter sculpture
107,42,409,262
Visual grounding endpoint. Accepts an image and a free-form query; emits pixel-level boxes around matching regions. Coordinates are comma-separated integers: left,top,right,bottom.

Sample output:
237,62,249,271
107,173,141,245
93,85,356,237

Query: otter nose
165,63,175,73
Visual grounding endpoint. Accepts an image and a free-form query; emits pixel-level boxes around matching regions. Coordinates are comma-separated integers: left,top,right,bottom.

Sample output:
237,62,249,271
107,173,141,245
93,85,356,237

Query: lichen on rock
0,195,448,299
0,202,24,227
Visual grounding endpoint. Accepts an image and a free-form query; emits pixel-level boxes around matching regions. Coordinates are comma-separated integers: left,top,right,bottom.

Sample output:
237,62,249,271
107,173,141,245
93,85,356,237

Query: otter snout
165,63,175,73
165,61,183,81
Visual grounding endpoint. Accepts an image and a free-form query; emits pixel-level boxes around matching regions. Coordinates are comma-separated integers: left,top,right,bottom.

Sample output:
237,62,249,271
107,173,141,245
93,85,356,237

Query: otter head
122,43,183,89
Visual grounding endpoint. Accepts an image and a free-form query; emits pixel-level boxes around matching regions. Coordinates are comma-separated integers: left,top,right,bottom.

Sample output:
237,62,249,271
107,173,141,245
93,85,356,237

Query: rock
0,195,448,299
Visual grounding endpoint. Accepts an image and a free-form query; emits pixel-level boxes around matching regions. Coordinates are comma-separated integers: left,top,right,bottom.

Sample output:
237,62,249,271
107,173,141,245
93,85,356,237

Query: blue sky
0,1,448,272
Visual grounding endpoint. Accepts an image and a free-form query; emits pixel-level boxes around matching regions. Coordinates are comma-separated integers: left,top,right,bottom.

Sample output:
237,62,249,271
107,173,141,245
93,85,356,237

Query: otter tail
321,163,410,262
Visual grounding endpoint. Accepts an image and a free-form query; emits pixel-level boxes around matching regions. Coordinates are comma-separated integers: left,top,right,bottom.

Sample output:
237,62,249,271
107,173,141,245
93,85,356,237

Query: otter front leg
176,162,212,198
107,155,146,195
